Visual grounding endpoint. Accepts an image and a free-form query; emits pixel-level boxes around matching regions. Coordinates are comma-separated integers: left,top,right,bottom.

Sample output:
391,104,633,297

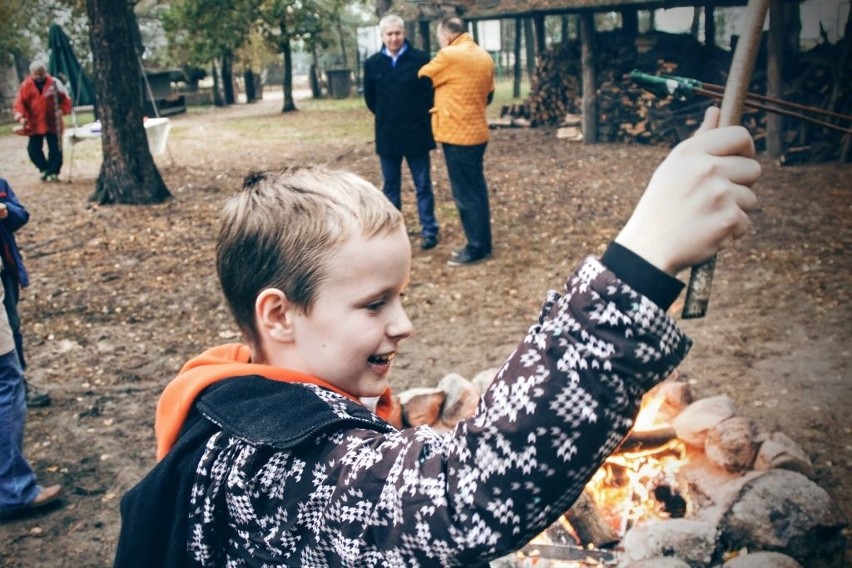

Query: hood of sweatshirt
155,343,396,461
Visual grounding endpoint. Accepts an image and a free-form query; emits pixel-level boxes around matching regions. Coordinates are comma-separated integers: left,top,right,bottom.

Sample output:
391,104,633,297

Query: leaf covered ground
0,93,849,566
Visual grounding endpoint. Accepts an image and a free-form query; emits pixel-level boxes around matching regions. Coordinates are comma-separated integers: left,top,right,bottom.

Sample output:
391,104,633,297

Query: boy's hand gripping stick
681,0,770,318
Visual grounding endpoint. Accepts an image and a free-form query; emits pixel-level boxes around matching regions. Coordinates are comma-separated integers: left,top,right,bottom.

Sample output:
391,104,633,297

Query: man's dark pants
27,133,62,176
379,153,439,239
442,142,491,257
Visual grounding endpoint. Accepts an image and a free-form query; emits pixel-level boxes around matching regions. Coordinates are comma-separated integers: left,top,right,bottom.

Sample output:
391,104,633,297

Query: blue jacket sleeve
0,179,30,233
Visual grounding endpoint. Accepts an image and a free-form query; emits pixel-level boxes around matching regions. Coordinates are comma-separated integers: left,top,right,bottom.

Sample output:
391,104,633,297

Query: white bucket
144,117,171,156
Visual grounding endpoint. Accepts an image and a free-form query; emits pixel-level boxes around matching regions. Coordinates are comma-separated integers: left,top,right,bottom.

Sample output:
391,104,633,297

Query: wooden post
513,17,522,98
704,4,716,47
580,11,597,144
767,0,784,158
534,12,546,53
524,17,536,81
622,9,638,41
419,20,431,54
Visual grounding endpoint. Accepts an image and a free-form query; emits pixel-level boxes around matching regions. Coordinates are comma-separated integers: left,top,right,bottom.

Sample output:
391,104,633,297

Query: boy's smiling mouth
368,352,396,366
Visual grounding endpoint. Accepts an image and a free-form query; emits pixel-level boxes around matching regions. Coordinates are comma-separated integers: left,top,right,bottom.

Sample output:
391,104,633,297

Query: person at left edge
12,61,72,183
364,14,440,251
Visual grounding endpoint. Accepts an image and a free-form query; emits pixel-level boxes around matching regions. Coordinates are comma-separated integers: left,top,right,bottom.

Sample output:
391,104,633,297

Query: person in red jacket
12,61,72,183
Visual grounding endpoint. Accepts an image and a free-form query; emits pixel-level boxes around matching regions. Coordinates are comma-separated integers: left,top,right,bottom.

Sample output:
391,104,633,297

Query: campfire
389,371,848,568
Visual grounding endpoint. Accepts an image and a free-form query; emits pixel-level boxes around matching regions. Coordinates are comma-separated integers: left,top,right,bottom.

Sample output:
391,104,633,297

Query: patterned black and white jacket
115,254,690,567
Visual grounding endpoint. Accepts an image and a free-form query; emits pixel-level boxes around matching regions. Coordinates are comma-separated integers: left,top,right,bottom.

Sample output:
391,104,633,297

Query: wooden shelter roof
401,0,749,20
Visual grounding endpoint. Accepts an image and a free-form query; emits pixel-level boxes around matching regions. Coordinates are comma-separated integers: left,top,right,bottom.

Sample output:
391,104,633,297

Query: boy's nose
387,305,413,341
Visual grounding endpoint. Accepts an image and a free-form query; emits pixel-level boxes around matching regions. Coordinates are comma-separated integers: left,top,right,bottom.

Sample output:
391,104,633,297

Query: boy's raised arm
615,106,761,277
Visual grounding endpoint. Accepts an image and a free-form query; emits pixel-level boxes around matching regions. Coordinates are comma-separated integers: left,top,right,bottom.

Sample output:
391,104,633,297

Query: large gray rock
722,551,803,567
720,469,847,568
753,432,815,479
705,416,760,472
620,519,718,567
672,395,737,448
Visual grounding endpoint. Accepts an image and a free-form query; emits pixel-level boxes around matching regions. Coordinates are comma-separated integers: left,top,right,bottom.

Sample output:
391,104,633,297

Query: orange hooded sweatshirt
155,343,396,461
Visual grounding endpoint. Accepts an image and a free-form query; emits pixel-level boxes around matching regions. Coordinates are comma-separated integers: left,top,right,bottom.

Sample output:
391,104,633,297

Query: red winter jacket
13,75,72,136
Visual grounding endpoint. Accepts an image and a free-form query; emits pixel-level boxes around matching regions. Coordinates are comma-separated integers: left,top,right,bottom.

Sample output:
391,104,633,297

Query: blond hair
217,166,404,346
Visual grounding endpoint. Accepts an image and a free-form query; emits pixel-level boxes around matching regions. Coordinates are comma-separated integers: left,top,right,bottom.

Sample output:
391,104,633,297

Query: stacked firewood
517,31,736,145
509,30,851,161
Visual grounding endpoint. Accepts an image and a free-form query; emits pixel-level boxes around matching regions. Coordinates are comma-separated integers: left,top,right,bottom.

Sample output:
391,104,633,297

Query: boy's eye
365,300,386,312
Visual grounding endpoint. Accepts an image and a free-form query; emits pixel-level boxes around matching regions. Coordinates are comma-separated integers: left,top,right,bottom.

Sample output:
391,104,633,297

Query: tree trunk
244,69,256,103
281,23,296,113
0,53,20,109
86,0,170,205
310,45,322,99
222,51,235,105
374,0,392,18
336,19,349,69
211,60,225,107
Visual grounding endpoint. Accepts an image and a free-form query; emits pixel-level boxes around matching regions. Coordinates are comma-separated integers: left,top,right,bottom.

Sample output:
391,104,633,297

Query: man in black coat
364,14,439,250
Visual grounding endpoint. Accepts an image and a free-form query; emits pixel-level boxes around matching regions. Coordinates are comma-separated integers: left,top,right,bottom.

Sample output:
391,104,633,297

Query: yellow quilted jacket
418,33,495,146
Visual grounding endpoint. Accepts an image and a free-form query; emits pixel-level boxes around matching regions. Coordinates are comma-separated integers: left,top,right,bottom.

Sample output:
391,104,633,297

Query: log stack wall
512,30,851,163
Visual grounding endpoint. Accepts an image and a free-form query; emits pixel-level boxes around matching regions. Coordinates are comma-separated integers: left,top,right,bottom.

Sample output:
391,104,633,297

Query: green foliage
257,0,371,56
162,0,261,67
257,0,328,53
0,0,88,67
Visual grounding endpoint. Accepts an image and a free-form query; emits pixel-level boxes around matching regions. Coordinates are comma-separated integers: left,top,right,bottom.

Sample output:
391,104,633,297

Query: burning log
618,426,677,453
564,490,620,548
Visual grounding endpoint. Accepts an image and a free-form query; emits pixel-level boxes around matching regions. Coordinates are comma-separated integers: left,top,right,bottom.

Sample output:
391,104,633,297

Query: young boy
115,107,760,567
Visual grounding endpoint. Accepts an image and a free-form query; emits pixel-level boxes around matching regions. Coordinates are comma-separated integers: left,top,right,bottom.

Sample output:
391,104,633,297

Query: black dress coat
363,42,436,158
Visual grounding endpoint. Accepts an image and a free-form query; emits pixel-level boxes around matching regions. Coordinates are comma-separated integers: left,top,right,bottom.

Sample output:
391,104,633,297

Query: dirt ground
0,94,849,567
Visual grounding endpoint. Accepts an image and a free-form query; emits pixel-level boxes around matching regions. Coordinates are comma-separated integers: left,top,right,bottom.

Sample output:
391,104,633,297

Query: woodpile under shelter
387,0,851,163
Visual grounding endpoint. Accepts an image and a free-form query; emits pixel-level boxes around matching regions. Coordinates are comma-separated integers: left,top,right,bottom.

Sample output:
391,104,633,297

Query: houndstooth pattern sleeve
187,256,691,567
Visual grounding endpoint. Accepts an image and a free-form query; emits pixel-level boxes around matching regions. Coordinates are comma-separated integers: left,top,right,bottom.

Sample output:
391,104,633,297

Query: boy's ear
255,288,296,343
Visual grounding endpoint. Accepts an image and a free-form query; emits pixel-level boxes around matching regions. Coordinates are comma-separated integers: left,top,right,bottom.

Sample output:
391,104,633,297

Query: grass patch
188,96,374,145
488,79,531,119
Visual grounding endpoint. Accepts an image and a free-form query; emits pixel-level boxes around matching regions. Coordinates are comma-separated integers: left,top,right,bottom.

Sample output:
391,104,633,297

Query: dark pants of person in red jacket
27,133,62,179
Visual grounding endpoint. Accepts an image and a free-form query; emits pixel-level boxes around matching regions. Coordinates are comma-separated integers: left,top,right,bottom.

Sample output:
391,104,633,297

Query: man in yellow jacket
419,17,495,266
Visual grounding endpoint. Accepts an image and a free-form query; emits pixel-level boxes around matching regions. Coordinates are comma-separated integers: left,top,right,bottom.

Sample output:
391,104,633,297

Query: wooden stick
694,87,852,135
618,426,678,453
682,0,771,319
699,82,852,123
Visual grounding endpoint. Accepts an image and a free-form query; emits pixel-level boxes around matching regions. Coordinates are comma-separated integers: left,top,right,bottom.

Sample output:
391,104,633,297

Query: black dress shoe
447,248,491,267
421,235,439,250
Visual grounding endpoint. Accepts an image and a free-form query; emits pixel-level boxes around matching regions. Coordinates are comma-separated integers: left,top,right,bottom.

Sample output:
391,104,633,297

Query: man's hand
615,106,761,276
0,203,9,219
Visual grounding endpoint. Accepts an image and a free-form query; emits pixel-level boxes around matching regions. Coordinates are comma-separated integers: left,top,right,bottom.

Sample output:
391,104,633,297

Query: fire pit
390,371,848,567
